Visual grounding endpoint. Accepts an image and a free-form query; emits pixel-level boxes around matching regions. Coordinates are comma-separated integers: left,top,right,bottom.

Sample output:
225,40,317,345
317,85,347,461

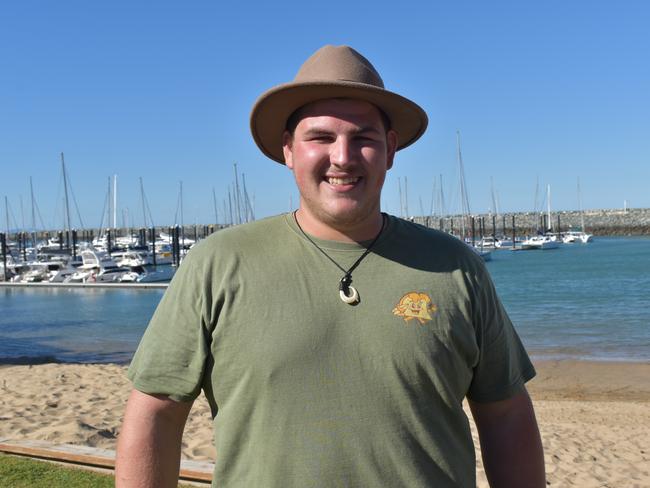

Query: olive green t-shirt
128,213,535,487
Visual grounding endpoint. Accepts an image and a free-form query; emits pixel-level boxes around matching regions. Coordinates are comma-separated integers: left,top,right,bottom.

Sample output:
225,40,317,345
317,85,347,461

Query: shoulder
385,215,483,265
186,214,289,260
388,216,459,243
170,214,291,286
380,215,491,292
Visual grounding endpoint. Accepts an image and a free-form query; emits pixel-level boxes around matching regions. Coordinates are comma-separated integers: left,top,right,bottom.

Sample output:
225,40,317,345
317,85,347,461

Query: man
116,45,545,487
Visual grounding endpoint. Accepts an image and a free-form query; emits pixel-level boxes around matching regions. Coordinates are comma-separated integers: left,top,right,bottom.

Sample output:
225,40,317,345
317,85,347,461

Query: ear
282,131,294,169
386,129,398,170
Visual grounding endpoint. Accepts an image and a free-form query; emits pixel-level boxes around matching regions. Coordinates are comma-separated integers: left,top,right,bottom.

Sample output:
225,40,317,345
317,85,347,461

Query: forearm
470,390,545,488
478,411,545,487
116,389,192,488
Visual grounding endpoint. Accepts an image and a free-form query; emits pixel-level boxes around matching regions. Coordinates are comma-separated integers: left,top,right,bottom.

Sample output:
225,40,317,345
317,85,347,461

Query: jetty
0,281,167,289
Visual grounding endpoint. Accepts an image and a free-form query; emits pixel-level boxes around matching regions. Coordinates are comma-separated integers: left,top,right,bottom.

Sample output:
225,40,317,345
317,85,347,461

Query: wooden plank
0,439,212,483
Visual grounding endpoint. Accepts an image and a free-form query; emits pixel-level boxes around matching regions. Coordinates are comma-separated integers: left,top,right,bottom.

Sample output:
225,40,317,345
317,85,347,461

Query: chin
324,206,376,227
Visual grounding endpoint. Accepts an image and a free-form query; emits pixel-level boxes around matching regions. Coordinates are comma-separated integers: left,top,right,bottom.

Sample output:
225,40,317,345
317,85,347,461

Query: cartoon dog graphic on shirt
392,292,436,325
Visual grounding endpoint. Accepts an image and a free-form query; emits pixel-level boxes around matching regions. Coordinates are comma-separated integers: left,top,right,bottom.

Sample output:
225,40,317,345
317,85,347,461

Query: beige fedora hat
250,45,428,164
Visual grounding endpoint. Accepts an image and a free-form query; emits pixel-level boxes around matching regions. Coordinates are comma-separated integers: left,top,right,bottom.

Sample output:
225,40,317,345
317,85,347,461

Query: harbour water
487,237,650,361
1,237,648,364
0,287,164,364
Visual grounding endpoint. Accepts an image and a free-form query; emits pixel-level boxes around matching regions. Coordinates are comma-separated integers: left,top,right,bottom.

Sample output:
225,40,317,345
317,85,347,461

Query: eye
306,134,334,143
355,133,381,143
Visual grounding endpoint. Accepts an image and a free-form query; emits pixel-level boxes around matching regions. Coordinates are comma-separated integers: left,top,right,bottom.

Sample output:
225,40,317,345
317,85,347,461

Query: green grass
0,453,201,487
0,453,114,487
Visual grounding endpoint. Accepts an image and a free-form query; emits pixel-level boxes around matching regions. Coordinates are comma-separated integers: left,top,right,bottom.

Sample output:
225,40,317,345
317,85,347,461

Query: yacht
126,265,176,283
18,263,50,283
562,230,593,244
520,235,560,250
47,262,79,282
113,250,152,267
564,178,593,244
475,236,500,250
65,248,132,283
475,235,519,249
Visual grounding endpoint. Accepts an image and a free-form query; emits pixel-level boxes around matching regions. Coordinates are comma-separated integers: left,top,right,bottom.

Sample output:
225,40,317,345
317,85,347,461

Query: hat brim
250,80,428,164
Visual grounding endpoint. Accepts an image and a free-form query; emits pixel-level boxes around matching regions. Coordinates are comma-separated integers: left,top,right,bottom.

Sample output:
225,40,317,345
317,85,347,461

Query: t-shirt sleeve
466,265,536,403
127,252,210,402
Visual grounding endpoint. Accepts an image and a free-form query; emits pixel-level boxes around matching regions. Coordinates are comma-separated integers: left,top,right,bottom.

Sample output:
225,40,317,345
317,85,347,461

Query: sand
1,360,648,487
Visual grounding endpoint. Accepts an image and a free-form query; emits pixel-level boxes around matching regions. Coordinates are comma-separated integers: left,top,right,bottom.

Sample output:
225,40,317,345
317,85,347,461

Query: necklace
293,211,386,305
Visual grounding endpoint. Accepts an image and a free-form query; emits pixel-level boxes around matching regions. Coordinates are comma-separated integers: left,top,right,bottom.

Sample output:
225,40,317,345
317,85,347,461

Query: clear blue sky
2,1,648,230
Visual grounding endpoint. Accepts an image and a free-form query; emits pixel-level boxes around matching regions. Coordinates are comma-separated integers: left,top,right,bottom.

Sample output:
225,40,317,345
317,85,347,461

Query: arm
469,388,545,488
116,388,193,488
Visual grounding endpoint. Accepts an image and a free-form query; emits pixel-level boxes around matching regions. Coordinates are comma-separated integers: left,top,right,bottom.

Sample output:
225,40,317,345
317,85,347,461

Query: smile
326,176,360,185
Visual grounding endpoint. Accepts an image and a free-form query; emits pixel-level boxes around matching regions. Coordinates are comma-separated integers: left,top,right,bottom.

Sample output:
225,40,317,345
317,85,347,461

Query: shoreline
1,360,648,487
528,359,650,401
1,358,648,398
1,358,649,396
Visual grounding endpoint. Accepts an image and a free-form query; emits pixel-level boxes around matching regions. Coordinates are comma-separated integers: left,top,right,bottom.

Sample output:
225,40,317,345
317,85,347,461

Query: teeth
327,177,359,185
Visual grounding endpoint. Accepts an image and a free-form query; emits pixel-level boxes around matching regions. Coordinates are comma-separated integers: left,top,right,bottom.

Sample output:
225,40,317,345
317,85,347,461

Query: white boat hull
520,236,560,250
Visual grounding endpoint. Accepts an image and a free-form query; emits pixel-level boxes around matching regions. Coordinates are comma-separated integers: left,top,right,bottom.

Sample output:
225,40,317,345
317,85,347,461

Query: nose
330,136,355,167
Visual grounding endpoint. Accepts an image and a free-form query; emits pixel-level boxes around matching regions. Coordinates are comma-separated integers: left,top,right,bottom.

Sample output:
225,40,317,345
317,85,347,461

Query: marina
1,236,648,365
0,153,647,363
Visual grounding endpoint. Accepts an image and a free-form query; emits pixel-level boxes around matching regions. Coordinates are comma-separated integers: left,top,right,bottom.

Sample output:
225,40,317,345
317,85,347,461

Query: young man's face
282,98,397,236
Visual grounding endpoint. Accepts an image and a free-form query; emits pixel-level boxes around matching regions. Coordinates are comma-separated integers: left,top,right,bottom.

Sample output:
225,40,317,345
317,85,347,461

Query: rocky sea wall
412,208,650,236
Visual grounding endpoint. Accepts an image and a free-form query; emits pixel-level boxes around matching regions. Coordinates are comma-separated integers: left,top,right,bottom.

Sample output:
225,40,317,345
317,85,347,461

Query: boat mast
212,187,218,225
140,177,147,228
577,177,585,232
30,176,36,246
404,177,409,218
490,176,499,216
227,188,233,225
546,184,552,232
105,177,111,237
439,174,446,219
533,176,539,215
233,163,242,225
19,196,25,233
112,174,117,231
456,131,471,239
61,153,72,233
429,177,436,218
4,196,9,234
398,178,403,218
180,181,184,247
241,173,254,222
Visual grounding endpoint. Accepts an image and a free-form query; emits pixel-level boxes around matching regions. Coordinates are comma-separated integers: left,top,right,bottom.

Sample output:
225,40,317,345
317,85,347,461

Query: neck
294,208,385,243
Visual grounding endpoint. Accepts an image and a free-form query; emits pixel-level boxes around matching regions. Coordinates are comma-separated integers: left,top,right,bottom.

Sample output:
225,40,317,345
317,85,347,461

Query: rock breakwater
413,208,650,236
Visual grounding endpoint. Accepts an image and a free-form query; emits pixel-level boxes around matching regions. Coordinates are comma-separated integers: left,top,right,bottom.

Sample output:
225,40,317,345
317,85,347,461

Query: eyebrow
302,125,382,137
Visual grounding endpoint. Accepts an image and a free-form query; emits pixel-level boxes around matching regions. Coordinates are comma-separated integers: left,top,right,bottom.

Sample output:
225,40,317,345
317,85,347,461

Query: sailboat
520,234,559,250
562,178,593,243
520,184,560,250
454,131,492,261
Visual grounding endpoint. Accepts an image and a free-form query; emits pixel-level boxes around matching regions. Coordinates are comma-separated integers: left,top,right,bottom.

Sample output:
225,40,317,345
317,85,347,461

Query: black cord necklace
293,211,386,305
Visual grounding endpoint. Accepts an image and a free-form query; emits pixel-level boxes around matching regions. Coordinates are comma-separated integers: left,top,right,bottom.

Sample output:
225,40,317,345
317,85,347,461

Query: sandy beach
1,360,648,487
